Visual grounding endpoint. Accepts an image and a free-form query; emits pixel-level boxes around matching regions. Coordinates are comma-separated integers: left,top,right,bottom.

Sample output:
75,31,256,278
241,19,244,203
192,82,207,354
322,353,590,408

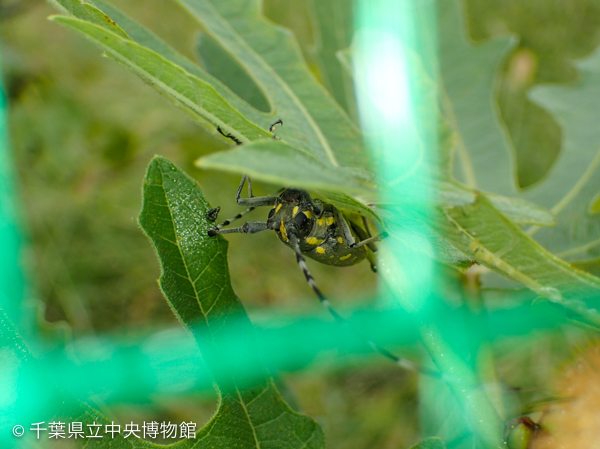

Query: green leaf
307,0,358,122
138,156,324,449
195,31,271,113
485,192,555,226
49,14,270,142
590,191,600,215
197,138,374,193
50,0,268,125
505,418,534,449
441,194,600,305
376,206,474,269
524,46,600,261
440,0,518,195
439,181,555,226
409,437,447,449
175,0,370,172
571,257,600,278
316,190,381,225
336,46,353,78
47,0,129,38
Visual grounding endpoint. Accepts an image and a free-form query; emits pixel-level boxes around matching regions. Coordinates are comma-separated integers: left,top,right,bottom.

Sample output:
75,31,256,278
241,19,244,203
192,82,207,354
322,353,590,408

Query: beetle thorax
267,189,320,242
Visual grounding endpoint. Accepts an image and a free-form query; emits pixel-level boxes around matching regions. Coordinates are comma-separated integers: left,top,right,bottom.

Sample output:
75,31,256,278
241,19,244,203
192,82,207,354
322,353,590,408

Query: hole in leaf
195,32,271,113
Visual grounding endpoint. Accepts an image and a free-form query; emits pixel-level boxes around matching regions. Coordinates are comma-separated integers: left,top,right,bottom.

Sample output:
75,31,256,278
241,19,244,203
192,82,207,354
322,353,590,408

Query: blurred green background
3,0,600,447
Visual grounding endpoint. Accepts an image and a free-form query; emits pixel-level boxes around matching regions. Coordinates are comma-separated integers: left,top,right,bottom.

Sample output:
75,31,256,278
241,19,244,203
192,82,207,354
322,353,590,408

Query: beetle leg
333,208,357,246
350,232,388,249
208,175,277,232
287,230,427,373
288,231,344,320
208,221,269,237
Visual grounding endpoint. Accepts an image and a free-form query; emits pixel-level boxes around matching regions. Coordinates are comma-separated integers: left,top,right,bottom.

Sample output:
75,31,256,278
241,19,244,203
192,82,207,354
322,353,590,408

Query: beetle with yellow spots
268,188,379,268
208,184,383,271
207,178,387,313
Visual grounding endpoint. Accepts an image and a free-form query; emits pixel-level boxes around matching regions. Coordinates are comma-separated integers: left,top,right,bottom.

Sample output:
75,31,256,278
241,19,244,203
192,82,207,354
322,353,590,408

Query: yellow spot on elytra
275,203,282,213
306,237,318,245
326,217,335,226
339,254,351,261
305,211,312,219
316,247,325,254
280,221,288,242
317,218,325,226
292,206,299,216
337,237,343,244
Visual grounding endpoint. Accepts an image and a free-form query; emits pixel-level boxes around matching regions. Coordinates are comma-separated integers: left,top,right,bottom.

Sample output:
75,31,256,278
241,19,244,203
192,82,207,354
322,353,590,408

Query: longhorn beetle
207,121,420,371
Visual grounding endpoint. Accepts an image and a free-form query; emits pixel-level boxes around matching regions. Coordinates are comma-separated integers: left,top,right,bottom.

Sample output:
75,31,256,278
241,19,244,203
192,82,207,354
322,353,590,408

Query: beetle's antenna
217,126,243,145
287,231,434,375
269,119,283,134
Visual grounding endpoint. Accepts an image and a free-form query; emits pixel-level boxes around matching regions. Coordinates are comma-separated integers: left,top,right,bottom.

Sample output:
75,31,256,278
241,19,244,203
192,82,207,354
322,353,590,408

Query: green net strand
0,47,31,337
0,48,38,446
353,1,505,447
1,298,567,414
